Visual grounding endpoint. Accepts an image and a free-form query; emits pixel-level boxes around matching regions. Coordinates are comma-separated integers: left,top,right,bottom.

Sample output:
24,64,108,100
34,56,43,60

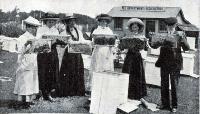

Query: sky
0,0,199,27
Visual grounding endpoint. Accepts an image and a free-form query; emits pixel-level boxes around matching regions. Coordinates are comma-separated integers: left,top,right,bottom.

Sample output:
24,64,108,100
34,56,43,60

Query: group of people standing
14,12,90,109
13,12,190,113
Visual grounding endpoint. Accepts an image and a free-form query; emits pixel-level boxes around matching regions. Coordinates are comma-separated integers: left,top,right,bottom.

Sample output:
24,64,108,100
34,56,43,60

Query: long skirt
37,52,54,94
14,54,39,95
122,50,147,100
57,53,85,97
87,46,114,91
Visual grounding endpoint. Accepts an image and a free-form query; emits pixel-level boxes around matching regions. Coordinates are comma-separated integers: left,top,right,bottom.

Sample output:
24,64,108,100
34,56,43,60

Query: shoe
20,102,30,109
85,91,91,97
171,108,177,113
157,105,171,110
34,93,42,101
46,95,56,102
51,89,56,93
27,102,35,105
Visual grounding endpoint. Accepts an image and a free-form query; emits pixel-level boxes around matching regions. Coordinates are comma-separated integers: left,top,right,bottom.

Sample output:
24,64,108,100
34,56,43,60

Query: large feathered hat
127,18,144,33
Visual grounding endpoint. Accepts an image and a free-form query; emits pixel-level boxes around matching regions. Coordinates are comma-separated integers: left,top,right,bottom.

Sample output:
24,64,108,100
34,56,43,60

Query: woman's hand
180,32,190,51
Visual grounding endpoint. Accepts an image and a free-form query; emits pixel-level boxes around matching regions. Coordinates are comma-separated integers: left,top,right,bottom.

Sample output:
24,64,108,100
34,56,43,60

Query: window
145,20,156,37
146,20,156,33
195,37,198,49
114,18,123,31
159,20,167,33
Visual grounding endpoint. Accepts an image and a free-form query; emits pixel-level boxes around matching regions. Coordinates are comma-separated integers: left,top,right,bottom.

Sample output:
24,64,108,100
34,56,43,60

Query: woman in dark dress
50,39,85,97
51,14,90,97
121,18,147,100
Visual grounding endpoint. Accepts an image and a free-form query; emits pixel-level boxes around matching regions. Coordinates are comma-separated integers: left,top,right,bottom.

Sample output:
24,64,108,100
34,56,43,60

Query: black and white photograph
0,0,199,113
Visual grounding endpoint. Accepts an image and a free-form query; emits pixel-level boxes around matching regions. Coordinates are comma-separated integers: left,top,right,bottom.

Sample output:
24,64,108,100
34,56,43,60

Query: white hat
127,18,144,33
24,16,41,26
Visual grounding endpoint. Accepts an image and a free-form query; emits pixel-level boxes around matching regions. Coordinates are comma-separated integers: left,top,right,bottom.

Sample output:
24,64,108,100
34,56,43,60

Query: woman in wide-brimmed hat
36,12,59,38
35,12,59,102
127,18,144,34
88,14,115,94
122,18,148,101
51,13,91,97
14,17,40,109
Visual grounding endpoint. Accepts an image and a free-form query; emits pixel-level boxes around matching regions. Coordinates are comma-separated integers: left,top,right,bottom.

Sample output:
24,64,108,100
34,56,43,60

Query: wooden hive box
90,71,129,114
151,33,178,48
119,36,145,50
93,34,117,46
68,43,92,55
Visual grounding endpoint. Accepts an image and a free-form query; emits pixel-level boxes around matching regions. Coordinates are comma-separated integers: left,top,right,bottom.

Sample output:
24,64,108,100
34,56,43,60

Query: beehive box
42,35,70,44
119,37,145,50
151,33,177,48
90,71,129,114
93,34,117,46
68,43,92,55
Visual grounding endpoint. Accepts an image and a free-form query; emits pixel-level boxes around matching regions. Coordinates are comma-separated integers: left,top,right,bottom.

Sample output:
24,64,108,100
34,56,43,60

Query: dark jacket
152,32,190,71
50,39,85,97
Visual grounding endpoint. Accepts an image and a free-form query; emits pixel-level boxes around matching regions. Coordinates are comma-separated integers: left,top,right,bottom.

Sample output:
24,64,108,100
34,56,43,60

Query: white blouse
36,25,59,39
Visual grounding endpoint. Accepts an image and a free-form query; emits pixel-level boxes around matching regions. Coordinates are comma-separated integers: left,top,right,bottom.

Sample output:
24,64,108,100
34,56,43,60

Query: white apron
14,53,39,95
87,26,115,91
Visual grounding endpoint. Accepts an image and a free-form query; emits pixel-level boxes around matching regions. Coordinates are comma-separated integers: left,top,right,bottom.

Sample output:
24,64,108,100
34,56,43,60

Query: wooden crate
119,37,145,50
144,57,161,86
90,71,129,114
68,43,92,55
151,33,177,48
93,34,117,45
42,35,70,44
181,53,195,76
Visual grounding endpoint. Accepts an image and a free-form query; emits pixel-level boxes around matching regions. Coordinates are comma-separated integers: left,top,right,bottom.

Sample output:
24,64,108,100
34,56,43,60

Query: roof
24,16,41,26
108,6,189,23
177,24,199,32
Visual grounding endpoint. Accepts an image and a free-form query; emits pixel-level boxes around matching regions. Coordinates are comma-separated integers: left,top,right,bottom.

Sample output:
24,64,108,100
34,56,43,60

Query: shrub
0,22,25,38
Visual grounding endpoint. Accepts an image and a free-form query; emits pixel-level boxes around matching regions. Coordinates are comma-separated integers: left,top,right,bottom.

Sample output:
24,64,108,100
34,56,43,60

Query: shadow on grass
0,99,23,109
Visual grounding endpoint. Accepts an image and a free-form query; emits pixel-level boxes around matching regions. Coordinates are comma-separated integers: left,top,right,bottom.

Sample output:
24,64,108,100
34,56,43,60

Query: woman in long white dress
14,18,40,109
88,14,115,93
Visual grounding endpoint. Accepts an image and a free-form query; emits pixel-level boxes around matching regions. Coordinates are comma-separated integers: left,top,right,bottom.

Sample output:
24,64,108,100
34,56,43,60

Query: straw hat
41,12,59,20
96,14,112,23
127,18,144,33
24,16,41,27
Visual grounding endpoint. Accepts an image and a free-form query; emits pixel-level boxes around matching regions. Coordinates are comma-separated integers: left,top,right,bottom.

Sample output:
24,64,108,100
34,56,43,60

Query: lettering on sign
121,6,165,12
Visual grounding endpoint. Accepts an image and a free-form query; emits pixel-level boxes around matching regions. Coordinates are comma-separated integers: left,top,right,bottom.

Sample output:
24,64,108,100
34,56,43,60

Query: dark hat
127,18,144,33
163,17,177,26
60,13,77,24
96,14,112,23
41,12,59,20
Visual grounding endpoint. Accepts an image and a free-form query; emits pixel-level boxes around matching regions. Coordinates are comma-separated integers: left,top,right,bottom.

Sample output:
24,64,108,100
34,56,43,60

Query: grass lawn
0,50,199,113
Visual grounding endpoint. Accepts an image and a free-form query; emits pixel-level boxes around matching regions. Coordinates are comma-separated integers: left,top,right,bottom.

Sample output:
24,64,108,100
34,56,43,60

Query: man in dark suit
152,17,190,112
